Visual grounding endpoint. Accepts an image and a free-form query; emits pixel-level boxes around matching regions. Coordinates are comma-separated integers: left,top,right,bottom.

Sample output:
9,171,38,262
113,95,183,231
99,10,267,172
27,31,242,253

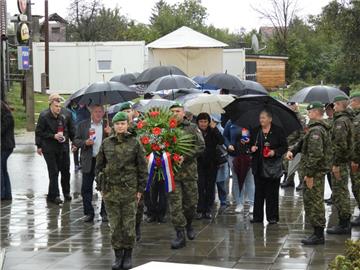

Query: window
246,61,257,81
97,60,112,71
52,27,60,34
96,49,112,72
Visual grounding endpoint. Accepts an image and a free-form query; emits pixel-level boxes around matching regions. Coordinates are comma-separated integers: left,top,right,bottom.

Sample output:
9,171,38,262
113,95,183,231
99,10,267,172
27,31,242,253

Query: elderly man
35,94,75,205
74,105,111,222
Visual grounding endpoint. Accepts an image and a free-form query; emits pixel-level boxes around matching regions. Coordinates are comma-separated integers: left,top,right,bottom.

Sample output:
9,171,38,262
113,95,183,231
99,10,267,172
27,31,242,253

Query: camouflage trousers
350,169,360,209
168,180,198,230
332,164,351,220
104,198,137,249
303,174,326,228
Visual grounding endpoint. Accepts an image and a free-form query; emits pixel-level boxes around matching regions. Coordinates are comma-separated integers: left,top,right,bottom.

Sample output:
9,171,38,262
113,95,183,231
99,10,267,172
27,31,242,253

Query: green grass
6,83,69,133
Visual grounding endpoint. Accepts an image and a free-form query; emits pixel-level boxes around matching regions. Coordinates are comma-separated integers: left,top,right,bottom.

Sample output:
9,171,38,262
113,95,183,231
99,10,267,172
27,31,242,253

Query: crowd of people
1,90,360,270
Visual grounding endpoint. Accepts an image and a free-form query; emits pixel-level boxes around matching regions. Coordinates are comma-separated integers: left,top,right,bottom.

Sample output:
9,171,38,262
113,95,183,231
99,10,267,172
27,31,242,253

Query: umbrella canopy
175,92,204,104
224,95,302,137
110,73,138,86
145,75,200,93
239,80,268,95
185,94,235,115
136,65,187,84
204,73,245,92
107,101,134,115
290,85,348,104
77,82,139,106
64,86,87,107
192,75,218,90
137,99,175,112
161,88,203,100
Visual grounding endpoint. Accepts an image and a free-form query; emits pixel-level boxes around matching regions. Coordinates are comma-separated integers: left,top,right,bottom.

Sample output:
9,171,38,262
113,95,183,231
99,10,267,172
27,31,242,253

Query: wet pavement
1,132,359,270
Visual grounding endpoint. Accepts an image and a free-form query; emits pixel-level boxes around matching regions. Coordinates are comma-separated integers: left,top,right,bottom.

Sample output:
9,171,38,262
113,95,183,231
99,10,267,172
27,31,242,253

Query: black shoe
268,219,278,225
186,223,196,240
122,248,132,270
158,215,167,223
204,212,212,219
101,214,108,223
327,219,351,235
64,194,72,201
196,212,203,220
250,219,263,224
281,179,295,188
135,223,141,242
84,215,94,223
351,216,360,226
47,196,63,205
146,215,156,223
296,182,304,191
171,229,186,249
112,249,123,270
302,227,324,245
324,197,333,205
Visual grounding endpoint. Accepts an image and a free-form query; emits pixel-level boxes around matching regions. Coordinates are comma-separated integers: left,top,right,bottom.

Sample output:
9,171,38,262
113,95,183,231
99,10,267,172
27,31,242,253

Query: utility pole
44,0,49,89
25,0,35,131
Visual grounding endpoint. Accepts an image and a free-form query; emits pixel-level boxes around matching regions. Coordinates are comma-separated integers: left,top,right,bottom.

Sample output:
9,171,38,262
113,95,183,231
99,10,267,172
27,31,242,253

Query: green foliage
329,240,360,270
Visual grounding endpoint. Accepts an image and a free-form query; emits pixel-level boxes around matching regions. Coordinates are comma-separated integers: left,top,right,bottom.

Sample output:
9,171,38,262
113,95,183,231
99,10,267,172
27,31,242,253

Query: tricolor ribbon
146,153,156,192
161,152,176,192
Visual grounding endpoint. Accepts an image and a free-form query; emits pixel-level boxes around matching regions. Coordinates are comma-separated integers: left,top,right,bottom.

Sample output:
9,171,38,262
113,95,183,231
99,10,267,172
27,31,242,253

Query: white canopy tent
147,26,228,77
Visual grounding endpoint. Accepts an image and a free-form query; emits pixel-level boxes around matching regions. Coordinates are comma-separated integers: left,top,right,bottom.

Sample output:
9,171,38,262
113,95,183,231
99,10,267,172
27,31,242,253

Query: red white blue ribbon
161,152,176,192
146,153,156,192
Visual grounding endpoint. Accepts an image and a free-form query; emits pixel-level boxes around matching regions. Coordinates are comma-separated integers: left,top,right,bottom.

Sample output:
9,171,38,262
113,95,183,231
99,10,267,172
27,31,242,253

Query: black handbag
216,145,228,165
261,157,283,179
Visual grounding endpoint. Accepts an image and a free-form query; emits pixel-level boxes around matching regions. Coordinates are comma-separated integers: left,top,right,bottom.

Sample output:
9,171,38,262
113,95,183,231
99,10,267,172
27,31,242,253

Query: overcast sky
8,0,331,32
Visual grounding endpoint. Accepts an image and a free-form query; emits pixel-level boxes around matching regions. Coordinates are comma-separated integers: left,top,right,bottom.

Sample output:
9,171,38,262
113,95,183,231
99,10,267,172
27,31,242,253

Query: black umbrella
136,65,188,84
224,95,302,137
161,88,203,100
204,72,245,92
77,82,139,106
110,73,138,86
64,86,87,107
239,80,268,95
145,75,200,93
290,85,348,104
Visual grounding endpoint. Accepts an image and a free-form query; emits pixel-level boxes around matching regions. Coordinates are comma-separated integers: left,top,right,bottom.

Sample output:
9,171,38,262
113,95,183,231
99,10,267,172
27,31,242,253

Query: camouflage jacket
176,119,205,181
291,119,332,177
332,109,354,165
95,132,148,200
352,109,360,163
287,112,306,147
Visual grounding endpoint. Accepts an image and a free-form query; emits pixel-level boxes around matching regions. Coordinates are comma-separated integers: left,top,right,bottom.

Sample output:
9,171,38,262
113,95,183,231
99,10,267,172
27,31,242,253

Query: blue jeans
1,150,13,200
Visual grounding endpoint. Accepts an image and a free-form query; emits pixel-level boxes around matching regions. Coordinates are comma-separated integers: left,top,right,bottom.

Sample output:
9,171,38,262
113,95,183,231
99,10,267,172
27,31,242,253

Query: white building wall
223,49,246,79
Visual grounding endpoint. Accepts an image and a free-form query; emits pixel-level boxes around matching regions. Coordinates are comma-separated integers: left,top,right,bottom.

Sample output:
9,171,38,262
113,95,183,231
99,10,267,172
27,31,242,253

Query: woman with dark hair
1,101,15,200
250,110,287,224
196,112,224,219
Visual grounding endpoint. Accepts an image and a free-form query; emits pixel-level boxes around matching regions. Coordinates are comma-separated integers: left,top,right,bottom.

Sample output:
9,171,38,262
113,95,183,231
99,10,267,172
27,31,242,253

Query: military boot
327,218,351,235
171,229,186,249
351,215,360,226
135,222,141,242
122,248,133,270
186,221,196,240
301,227,324,245
112,249,123,270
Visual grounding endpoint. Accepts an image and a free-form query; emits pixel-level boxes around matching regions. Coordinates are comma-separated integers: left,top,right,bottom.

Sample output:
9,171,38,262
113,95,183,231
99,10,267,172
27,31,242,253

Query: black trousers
43,150,70,200
197,163,217,213
81,158,106,217
148,178,167,218
253,175,280,222
73,149,80,167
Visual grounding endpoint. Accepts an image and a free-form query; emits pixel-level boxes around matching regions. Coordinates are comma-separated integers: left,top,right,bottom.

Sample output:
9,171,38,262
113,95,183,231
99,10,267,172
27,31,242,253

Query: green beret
307,101,324,110
333,95,349,102
112,112,128,123
350,91,360,99
119,102,132,111
170,102,184,109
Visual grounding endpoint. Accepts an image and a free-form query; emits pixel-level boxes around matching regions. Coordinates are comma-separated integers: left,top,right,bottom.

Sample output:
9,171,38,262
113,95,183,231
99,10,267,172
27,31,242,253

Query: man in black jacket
74,105,111,222
35,94,75,205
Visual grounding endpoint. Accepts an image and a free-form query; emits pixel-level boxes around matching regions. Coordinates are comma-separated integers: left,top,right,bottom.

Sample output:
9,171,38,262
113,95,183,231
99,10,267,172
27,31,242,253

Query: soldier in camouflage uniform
286,102,332,245
327,95,354,235
350,92,360,226
95,112,147,270
281,102,306,189
169,103,205,249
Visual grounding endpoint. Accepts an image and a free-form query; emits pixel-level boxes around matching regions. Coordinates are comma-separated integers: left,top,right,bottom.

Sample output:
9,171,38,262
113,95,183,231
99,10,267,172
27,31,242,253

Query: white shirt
91,120,103,157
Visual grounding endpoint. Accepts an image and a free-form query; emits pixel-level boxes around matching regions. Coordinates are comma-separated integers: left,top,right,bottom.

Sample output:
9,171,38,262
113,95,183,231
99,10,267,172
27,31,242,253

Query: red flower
151,144,161,151
149,111,160,118
137,120,144,129
164,141,170,148
152,127,162,135
172,136,177,143
173,153,181,163
169,118,177,128
155,157,162,167
141,136,150,145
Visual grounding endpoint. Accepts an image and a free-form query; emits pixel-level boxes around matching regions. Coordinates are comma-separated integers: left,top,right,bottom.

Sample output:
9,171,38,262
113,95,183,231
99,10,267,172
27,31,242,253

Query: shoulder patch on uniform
312,134,320,140
336,125,342,129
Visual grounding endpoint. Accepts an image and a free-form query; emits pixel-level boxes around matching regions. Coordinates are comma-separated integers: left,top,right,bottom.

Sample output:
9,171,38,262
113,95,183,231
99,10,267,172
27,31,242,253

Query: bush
329,240,360,270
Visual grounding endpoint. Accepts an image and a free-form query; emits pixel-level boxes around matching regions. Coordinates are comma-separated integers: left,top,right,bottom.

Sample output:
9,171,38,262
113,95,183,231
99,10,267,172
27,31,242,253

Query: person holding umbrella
327,96,354,235
286,102,332,245
350,92,360,226
249,110,288,224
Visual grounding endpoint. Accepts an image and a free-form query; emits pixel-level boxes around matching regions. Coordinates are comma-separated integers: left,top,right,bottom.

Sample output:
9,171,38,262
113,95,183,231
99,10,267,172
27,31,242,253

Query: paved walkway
1,134,359,270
